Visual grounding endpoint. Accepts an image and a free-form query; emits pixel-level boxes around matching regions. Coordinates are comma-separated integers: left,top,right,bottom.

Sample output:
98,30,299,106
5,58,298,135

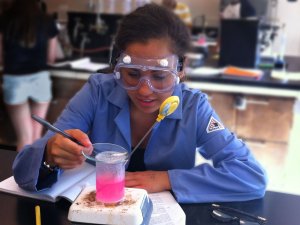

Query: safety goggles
211,204,267,225
113,53,181,93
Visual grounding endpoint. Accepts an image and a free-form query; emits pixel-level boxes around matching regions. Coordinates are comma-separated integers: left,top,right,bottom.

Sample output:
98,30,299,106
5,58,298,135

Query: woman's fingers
125,171,171,193
45,129,92,169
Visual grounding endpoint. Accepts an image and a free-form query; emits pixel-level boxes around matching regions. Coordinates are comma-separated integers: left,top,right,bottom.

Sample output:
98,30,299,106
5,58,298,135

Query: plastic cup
93,143,128,204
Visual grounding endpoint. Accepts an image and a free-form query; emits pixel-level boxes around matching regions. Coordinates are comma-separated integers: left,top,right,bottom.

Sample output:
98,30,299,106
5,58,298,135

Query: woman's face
124,38,178,115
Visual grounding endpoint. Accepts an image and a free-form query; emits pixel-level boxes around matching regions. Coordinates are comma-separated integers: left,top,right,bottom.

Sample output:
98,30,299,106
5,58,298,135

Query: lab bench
0,57,299,150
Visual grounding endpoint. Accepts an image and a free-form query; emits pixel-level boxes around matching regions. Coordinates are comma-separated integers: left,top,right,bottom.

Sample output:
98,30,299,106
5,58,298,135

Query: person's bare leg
30,101,50,141
6,102,33,151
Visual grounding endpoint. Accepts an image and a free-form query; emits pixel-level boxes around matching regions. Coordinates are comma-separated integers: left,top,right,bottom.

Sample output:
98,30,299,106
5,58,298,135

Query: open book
0,162,185,225
0,162,96,202
148,192,186,225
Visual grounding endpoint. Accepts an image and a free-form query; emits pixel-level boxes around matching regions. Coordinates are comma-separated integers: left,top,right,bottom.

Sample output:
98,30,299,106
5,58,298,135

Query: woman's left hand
125,171,171,193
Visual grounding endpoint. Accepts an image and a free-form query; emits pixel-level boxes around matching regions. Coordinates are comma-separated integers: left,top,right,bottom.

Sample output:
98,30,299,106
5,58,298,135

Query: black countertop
187,70,300,90
1,149,300,225
186,56,300,90
49,56,300,92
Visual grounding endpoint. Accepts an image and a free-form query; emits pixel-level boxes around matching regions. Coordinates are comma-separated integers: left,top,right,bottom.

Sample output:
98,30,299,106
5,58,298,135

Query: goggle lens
113,53,181,93
117,67,177,92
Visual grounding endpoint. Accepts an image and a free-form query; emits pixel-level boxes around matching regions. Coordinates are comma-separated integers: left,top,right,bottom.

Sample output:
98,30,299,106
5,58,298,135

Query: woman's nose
137,79,153,94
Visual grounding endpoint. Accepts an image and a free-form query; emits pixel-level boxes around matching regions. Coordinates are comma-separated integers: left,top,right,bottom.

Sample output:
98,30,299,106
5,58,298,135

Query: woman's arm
168,92,267,203
0,33,3,66
12,75,101,191
47,36,57,64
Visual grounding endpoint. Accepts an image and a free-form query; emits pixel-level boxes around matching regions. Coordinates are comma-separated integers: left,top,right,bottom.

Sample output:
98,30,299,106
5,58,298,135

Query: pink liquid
96,175,125,203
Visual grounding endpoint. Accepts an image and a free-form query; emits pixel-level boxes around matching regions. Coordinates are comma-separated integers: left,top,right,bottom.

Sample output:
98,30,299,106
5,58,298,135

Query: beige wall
46,0,143,15
45,0,300,56
45,0,220,26
273,0,300,57
181,0,220,27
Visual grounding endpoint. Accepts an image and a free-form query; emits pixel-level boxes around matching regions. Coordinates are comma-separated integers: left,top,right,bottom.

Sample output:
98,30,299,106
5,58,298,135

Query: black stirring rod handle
31,114,84,146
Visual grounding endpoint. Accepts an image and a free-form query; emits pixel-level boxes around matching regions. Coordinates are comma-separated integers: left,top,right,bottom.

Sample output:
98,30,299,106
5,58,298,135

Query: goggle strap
109,44,121,68
177,56,185,72
115,71,121,79
112,51,185,72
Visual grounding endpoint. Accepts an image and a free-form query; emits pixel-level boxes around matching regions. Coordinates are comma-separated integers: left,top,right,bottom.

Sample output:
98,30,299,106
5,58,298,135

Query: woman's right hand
45,129,93,170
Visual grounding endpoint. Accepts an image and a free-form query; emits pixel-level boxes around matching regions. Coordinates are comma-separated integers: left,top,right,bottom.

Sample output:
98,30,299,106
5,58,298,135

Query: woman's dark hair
2,0,48,47
114,3,190,57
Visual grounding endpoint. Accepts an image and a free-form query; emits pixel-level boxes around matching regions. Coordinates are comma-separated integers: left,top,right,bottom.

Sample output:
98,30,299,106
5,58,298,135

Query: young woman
0,0,58,151
12,4,267,203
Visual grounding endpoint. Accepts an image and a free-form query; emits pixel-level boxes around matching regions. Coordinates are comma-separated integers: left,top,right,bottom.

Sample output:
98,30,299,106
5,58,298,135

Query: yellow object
156,96,180,122
35,205,41,225
174,2,192,27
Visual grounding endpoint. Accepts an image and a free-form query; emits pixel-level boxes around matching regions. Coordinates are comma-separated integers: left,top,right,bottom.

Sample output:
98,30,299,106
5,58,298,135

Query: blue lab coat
13,74,267,203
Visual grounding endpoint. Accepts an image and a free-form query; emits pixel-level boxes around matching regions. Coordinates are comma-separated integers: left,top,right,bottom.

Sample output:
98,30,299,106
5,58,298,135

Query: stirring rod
31,114,84,146
127,96,180,162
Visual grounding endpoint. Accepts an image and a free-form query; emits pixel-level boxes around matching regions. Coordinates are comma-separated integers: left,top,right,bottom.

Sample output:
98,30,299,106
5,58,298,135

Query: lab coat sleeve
12,75,101,191
168,93,267,203
168,135,267,203
12,135,60,191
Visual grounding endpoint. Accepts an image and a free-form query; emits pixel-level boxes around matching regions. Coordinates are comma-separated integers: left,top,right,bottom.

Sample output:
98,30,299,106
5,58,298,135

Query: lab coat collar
107,81,131,148
107,81,183,121
107,80,129,108
165,84,183,120
106,81,183,148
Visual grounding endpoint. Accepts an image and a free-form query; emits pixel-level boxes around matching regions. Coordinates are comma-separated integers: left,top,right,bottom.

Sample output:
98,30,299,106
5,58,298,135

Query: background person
221,0,256,19
161,0,192,28
0,0,58,151
13,3,266,203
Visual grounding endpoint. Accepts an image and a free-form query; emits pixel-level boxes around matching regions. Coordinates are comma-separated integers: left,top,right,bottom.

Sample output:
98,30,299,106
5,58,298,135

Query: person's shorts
2,71,52,105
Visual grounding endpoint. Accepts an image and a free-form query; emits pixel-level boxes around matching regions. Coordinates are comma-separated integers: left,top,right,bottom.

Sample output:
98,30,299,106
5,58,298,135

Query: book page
0,176,56,202
70,57,109,72
60,171,96,202
0,162,95,202
188,67,221,77
148,192,186,225
271,70,300,81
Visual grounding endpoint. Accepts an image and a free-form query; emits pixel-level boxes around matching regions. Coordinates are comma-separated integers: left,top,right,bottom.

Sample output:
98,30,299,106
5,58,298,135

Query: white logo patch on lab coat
206,116,224,133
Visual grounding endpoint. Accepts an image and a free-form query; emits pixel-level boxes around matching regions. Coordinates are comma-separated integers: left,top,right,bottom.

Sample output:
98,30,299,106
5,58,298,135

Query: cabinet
0,91,16,147
48,83,295,144
0,77,86,147
47,77,86,123
0,77,296,148
205,91,236,132
205,91,295,144
235,96,294,143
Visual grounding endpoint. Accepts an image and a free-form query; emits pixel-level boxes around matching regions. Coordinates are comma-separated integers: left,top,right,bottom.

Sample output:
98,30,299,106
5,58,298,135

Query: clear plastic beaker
93,143,128,204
